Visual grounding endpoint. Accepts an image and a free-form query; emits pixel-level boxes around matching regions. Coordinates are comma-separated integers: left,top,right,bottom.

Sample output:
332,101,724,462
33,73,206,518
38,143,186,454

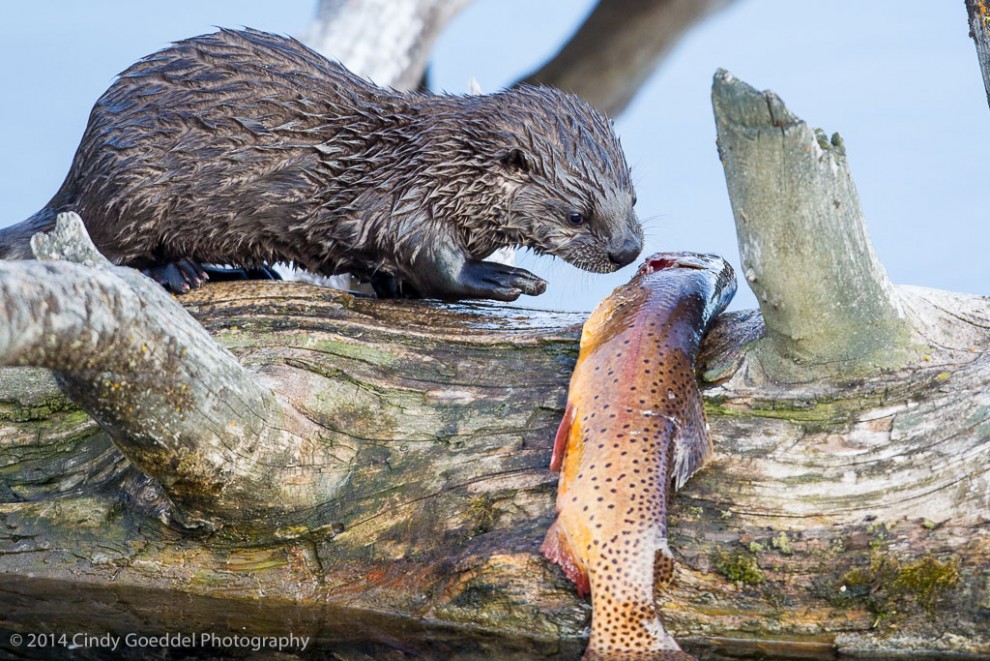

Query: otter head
491,86,643,273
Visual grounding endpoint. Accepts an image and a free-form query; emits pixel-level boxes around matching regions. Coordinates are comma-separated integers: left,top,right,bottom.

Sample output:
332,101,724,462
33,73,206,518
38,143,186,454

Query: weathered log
2,74,990,658
301,0,469,89
2,277,988,655
712,69,987,383
3,293,990,651
967,0,990,110
0,215,353,533
303,0,737,118
518,0,735,116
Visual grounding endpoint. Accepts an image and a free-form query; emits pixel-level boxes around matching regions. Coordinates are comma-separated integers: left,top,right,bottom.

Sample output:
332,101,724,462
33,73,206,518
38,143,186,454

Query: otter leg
142,258,209,294
142,262,282,294
202,265,283,282
245,266,282,281
406,241,547,302
370,273,422,299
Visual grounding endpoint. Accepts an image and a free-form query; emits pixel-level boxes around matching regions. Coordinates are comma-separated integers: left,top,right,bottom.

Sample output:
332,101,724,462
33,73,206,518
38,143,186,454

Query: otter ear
500,148,530,173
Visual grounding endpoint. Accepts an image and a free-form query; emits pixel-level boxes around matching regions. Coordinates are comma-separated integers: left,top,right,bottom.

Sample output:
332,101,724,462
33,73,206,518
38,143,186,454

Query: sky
1,1,987,313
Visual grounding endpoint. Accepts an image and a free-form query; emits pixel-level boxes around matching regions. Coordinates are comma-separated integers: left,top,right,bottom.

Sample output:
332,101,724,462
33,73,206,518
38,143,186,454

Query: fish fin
654,538,677,595
541,519,590,597
670,379,714,491
549,402,575,473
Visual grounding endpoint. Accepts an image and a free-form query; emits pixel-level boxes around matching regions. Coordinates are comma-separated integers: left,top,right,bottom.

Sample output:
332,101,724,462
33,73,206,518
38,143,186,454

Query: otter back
1,28,642,301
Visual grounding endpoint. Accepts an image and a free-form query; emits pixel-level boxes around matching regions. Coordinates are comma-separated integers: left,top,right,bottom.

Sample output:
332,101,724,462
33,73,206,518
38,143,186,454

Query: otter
1,28,642,301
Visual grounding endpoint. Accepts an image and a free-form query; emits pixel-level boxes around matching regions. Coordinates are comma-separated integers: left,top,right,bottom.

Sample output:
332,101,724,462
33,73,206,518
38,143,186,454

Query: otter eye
568,212,586,226
632,194,638,206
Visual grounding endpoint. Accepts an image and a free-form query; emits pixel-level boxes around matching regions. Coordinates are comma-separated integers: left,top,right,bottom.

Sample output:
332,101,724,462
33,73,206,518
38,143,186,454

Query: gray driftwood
302,0,737,117
712,69,985,382
518,0,736,116
968,0,990,110
1,74,989,658
301,0,469,90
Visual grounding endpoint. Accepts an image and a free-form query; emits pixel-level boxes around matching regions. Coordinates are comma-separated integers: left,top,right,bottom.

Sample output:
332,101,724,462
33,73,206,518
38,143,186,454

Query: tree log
301,0,469,89
2,75,990,657
711,70,987,383
967,0,990,111
1,215,346,533
518,0,735,116
302,0,737,117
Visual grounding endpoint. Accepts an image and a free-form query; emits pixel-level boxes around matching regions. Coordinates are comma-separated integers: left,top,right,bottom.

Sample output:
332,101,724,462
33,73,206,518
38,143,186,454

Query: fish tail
586,601,683,658
584,643,690,660
541,518,590,597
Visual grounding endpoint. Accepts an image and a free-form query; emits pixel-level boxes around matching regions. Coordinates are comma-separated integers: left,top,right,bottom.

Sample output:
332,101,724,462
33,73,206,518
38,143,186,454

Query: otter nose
608,236,642,268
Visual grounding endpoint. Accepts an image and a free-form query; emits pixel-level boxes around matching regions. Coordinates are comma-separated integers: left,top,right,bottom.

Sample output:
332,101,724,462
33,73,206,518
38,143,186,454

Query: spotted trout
542,252,736,658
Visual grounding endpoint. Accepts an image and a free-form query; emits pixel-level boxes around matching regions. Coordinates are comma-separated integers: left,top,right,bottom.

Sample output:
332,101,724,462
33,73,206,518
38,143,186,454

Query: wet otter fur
1,28,642,301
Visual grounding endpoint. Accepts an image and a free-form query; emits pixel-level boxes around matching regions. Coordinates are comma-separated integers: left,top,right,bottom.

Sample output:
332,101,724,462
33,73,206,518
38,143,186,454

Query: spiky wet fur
0,28,640,288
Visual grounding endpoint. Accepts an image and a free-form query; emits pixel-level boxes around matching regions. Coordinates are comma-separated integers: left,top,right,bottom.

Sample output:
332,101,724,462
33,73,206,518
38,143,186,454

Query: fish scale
542,252,736,658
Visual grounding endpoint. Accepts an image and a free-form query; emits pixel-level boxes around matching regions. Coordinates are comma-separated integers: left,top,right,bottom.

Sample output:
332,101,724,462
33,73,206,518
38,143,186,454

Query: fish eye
568,211,586,226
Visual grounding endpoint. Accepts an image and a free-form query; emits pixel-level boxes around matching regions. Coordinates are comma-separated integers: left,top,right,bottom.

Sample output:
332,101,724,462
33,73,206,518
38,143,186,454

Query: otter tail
0,208,59,259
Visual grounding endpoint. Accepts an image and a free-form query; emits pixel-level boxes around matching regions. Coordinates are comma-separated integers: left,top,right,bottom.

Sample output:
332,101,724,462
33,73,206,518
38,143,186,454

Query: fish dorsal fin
549,402,575,473
670,378,713,491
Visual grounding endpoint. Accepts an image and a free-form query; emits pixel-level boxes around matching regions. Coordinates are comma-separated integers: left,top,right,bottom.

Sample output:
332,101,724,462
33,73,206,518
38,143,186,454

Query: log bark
967,0,990,110
517,0,736,116
2,79,989,658
2,277,988,655
712,69,986,382
301,0,737,118
301,0,469,89
0,215,339,533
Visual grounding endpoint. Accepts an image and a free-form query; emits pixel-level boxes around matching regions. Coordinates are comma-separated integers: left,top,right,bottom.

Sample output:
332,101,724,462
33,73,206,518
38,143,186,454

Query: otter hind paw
370,273,422,299
142,258,209,293
202,264,283,282
245,265,283,281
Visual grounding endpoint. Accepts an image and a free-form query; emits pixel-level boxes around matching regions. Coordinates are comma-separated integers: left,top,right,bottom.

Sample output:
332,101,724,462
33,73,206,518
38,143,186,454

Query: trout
542,252,736,658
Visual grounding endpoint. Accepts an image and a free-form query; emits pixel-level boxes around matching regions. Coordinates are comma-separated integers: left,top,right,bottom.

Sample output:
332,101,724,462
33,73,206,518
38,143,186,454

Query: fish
541,252,736,659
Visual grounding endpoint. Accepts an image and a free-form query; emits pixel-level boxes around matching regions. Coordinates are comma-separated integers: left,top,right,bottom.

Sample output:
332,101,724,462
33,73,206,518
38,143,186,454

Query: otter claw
406,243,546,301
520,275,547,296
370,273,422,299
142,258,209,293
202,264,283,282
461,260,546,301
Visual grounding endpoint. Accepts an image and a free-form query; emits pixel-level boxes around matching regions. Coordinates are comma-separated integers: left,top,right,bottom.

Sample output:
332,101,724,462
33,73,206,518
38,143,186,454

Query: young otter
1,28,642,301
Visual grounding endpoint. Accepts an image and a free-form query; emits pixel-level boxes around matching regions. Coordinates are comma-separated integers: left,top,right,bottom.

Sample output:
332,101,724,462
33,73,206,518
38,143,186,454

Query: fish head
638,251,728,276
637,251,737,320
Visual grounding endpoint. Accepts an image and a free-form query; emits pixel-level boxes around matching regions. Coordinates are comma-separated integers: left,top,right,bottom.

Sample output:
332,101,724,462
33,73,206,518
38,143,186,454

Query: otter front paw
458,260,547,301
405,240,547,301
